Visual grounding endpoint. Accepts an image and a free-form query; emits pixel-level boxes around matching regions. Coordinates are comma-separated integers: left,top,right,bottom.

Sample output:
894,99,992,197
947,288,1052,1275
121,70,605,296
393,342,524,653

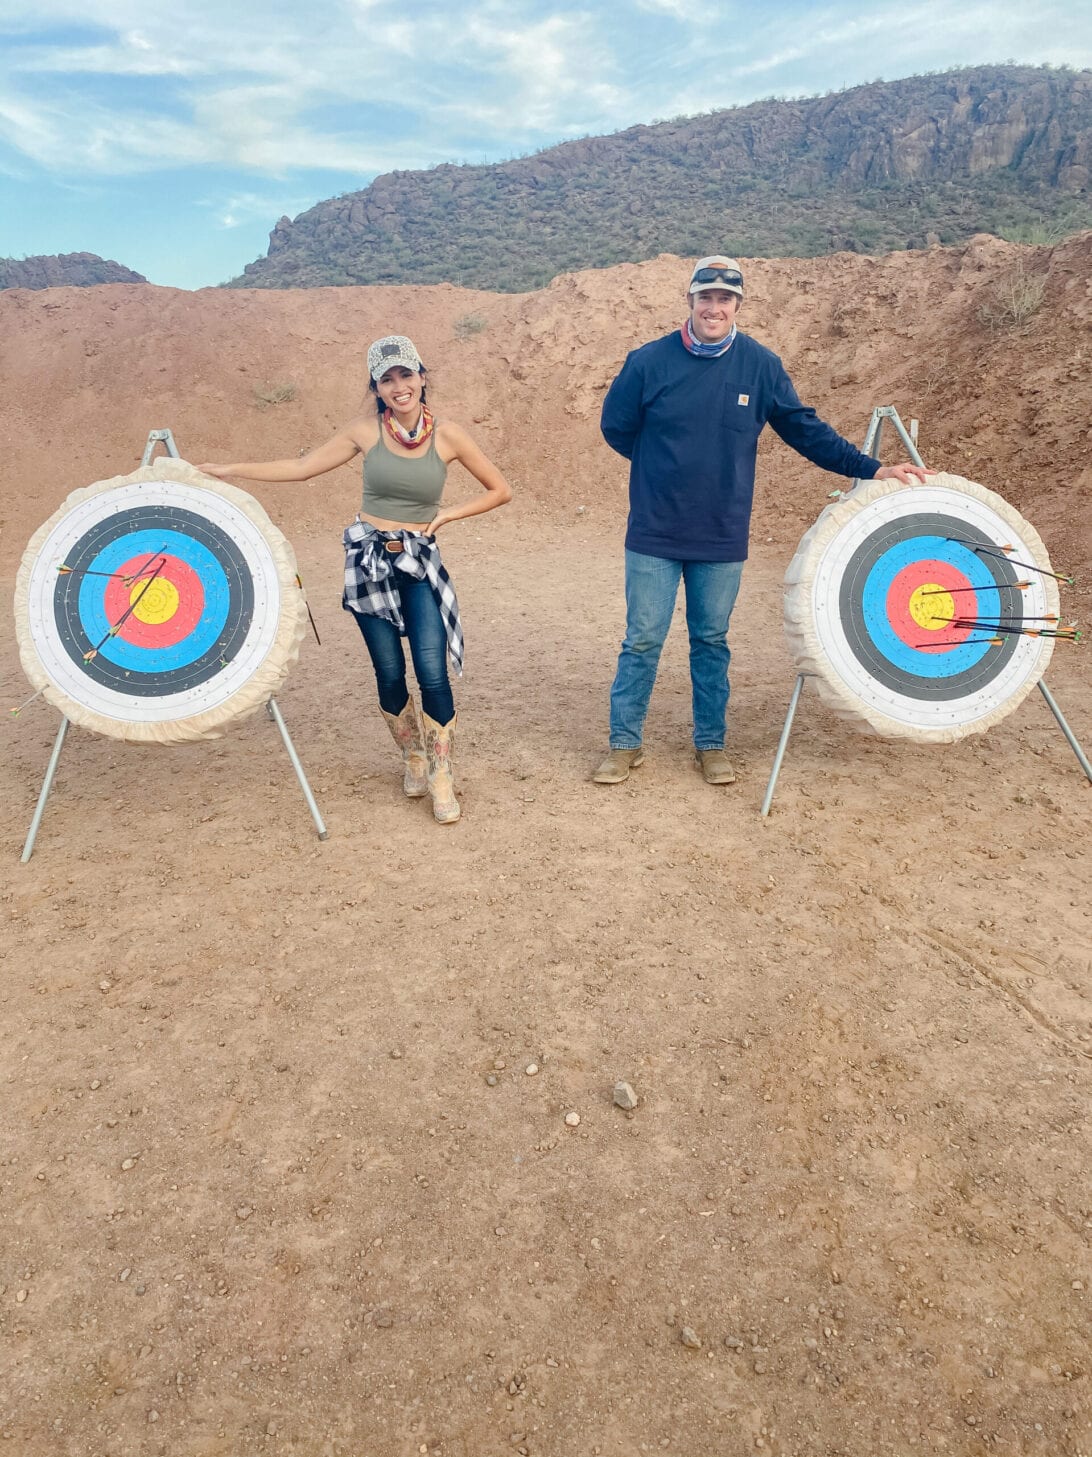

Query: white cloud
0,91,215,171
632,0,691,15
0,94,58,152
199,190,291,229
426,8,630,137
0,1,639,176
12,35,200,76
1,0,1090,183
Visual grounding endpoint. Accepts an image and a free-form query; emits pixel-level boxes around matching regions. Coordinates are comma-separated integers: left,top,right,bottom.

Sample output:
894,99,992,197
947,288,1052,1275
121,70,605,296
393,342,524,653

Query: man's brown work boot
695,748,736,785
591,747,645,785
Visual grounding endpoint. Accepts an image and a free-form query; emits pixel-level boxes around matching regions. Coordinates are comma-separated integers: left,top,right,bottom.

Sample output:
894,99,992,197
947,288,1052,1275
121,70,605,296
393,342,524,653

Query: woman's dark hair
369,365,428,416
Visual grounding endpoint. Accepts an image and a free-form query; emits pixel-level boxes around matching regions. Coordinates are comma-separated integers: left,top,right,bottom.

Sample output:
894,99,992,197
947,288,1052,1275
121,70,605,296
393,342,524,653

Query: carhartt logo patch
737,393,750,406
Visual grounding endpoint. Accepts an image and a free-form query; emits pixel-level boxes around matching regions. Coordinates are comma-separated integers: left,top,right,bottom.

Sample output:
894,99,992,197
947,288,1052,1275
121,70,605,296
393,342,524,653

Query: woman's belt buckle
384,539,402,554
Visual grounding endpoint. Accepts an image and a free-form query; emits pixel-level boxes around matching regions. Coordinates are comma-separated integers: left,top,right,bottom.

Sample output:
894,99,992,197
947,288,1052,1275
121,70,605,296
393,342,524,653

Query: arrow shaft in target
916,636,1003,649
919,582,1030,596
946,536,1013,553
59,544,169,586
945,620,1080,641
946,539,1074,585
83,556,167,660
947,615,1060,627
60,567,158,583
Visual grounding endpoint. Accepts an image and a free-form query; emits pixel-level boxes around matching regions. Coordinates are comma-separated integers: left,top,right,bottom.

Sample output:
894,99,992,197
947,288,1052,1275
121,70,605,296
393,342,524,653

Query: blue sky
2,0,1090,289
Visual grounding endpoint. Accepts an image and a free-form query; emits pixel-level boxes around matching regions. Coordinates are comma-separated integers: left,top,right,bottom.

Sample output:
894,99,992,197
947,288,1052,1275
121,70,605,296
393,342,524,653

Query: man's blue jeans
351,570,455,724
609,550,744,751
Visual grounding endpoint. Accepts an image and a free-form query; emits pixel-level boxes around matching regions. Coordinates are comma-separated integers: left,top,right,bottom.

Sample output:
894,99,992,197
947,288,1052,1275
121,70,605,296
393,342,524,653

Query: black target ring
16,463,307,745
55,505,256,696
839,511,1022,700
784,474,1060,742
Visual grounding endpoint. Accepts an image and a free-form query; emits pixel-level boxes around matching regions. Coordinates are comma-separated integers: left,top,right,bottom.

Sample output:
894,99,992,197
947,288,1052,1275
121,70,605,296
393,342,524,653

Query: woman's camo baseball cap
367,335,424,380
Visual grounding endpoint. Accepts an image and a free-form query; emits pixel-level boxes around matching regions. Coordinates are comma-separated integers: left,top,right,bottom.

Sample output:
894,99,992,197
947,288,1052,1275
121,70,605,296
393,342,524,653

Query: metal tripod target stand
762,406,1090,816
19,429,327,860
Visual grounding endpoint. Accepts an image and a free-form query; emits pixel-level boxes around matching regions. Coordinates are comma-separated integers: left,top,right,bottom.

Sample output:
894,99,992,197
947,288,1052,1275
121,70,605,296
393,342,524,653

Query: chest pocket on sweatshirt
720,397,759,436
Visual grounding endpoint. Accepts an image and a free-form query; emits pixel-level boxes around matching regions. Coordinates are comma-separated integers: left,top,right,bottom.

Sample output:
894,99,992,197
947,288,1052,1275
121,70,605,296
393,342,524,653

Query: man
593,255,928,786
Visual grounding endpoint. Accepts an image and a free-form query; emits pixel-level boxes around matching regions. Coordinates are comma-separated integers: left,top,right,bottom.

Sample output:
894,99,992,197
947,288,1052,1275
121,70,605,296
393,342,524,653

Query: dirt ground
1,237,1090,1457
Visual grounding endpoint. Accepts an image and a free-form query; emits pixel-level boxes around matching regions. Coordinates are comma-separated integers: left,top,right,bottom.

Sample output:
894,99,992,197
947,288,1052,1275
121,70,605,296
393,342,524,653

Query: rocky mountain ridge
0,253,147,289
232,65,1092,292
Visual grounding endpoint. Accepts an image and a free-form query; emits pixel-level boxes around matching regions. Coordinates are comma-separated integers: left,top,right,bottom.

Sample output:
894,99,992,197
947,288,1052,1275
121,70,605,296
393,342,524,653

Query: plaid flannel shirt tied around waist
342,518,464,675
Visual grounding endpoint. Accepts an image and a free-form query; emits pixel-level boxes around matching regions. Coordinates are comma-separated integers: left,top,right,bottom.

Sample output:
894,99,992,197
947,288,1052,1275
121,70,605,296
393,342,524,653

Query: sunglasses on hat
691,267,743,288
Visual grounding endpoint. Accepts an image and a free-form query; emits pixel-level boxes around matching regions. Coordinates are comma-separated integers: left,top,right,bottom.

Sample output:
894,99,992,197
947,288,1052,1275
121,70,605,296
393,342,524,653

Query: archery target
784,473,1059,742
15,459,307,744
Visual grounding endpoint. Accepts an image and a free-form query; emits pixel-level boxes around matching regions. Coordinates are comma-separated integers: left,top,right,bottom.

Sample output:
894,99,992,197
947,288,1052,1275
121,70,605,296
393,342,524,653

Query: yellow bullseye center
129,577,179,625
909,583,953,632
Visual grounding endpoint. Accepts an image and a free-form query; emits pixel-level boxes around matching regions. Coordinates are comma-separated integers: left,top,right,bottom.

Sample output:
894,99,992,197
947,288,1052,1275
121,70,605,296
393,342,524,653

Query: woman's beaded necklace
384,404,435,450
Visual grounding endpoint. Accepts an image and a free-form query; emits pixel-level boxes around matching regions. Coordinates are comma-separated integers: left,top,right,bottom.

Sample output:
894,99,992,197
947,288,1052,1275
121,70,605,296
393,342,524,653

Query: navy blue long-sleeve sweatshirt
600,328,881,561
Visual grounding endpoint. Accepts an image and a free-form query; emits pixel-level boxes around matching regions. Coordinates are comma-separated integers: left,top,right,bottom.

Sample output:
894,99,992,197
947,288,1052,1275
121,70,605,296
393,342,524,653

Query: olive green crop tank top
362,429,447,521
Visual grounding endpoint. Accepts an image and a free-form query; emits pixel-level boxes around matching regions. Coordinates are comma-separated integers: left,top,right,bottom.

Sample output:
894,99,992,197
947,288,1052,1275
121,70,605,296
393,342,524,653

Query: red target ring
783,474,1061,742
102,554,205,649
16,462,309,745
885,559,975,653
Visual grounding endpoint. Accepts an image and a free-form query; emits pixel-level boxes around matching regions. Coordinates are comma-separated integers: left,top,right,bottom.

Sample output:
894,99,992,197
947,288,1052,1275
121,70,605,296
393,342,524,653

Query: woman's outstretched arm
199,425,364,483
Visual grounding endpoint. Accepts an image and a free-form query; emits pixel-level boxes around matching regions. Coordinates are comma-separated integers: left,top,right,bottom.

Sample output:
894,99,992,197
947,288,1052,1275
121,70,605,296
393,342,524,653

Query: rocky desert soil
1,235,1090,1456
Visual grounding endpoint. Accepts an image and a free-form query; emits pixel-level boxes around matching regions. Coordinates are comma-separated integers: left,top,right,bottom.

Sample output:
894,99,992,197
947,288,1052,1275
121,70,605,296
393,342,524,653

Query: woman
200,334,512,824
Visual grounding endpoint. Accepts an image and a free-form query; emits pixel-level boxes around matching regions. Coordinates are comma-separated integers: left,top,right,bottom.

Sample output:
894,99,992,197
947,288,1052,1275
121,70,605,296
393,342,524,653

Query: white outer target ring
783,472,1059,743
15,459,307,744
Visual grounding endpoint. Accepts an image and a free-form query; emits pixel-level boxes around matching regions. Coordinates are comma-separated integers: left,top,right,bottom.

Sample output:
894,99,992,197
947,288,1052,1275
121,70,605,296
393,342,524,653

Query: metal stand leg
761,675,806,818
21,717,71,863
141,429,181,464
267,697,328,840
1038,682,1092,783
846,404,928,497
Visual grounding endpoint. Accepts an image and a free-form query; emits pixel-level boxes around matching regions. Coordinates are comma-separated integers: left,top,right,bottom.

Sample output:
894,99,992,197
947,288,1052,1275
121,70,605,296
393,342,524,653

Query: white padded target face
15,460,307,744
784,473,1060,743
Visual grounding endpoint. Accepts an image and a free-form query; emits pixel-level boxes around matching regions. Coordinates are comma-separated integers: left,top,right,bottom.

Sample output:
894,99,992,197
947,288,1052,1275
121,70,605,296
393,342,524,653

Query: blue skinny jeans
352,569,455,725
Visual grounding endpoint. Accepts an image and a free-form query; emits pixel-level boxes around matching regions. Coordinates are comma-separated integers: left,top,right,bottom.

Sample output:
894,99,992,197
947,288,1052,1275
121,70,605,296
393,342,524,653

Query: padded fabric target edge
783,472,1059,743
14,459,307,744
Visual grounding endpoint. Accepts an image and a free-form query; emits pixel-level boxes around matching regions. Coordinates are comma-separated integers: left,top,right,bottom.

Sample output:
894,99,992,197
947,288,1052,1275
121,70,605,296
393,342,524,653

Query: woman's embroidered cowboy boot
380,695,429,798
421,710,460,823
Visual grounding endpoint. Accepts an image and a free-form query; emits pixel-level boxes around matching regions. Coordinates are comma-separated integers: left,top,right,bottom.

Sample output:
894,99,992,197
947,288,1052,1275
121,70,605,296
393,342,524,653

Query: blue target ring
55,505,255,696
838,512,1021,702
76,528,231,672
860,535,997,677
785,473,1061,742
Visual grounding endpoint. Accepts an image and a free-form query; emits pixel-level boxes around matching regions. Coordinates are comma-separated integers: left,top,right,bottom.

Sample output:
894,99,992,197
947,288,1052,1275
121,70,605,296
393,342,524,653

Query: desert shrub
977,263,1047,331
453,312,488,340
997,219,1068,246
995,210,1091,246
253,381,297,408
